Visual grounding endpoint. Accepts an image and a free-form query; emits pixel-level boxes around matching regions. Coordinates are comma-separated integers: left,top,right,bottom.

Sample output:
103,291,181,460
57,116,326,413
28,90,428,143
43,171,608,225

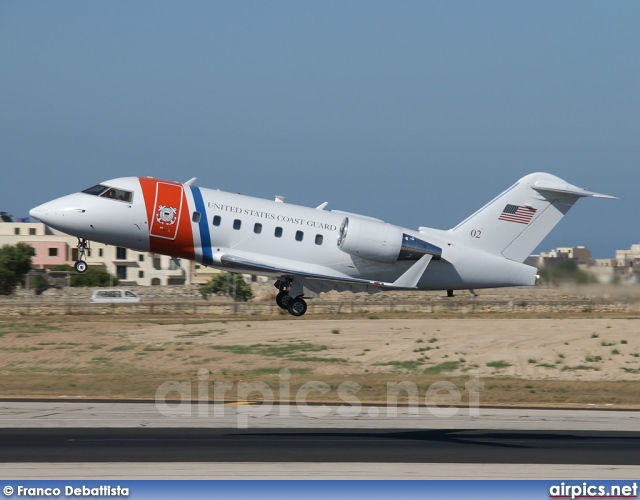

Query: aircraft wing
216,253,432,291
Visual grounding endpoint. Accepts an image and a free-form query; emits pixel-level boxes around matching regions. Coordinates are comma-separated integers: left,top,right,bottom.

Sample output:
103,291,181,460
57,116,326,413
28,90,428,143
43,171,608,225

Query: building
526,246,592,268
0,220,191,286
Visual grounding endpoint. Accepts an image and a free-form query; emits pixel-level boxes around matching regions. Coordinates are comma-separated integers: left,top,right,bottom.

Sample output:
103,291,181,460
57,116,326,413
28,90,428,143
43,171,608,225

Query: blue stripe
190,186,214,266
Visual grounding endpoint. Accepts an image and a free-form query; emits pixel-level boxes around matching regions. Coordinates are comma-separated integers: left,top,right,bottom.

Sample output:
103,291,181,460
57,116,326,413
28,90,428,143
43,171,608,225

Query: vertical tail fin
450,172,616,262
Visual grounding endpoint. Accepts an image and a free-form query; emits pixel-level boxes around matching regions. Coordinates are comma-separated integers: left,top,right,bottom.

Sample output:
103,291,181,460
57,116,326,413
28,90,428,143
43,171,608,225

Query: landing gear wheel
276,291,291,310
75,238,90,273
287,297,307,317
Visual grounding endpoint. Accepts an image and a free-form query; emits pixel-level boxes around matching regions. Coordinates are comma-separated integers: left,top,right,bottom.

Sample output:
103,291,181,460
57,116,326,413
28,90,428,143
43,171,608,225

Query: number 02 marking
470,229,482,238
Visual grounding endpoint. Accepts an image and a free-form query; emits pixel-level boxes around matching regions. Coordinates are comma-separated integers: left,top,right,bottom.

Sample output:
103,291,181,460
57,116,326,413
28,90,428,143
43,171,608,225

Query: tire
276,291,291,309
75,260,88,273
287,297,307,317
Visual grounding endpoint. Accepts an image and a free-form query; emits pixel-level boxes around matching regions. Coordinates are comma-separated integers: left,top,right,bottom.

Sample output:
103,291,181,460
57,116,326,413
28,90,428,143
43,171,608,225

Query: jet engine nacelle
337,216,442,263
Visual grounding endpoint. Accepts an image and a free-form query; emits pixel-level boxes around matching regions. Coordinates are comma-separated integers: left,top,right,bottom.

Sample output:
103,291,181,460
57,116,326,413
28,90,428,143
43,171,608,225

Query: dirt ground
1,314,639,407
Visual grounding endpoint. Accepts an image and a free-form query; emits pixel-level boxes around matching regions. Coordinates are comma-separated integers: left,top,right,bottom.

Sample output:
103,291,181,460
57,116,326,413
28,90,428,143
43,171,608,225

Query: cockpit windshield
82,184,109,196
82,184,133,203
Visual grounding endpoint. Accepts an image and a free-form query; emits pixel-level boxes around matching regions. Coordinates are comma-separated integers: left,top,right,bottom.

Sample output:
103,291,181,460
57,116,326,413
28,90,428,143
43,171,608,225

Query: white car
90,289,141,303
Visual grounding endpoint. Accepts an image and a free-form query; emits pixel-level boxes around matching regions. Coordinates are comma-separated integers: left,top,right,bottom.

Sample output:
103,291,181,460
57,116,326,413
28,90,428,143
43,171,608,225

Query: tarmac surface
1,427,639,465
1,402,639,479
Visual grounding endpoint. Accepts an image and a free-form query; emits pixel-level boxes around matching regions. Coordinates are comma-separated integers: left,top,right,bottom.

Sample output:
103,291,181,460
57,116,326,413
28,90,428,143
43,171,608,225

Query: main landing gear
274,279,308,317
74,238,89,273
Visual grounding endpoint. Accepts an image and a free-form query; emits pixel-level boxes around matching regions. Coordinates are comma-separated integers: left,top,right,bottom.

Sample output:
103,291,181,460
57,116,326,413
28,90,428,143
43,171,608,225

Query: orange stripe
138,177,195,260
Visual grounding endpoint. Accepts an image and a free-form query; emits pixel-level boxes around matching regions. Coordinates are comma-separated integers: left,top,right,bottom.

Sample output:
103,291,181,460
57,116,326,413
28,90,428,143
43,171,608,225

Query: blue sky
1,1,638,258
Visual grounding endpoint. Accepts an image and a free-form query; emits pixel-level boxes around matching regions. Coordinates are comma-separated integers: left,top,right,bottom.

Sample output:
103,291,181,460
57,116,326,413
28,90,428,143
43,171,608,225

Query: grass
110,345,136,352
286,356,347,363
375,360,425,370
486,360,512,369
621,368,640,374
422,361,460,375
561,365,600,372
1,316,640,405
90,357,112,363
331,329,340,335
245,367,311,375
413,347,432,353
585,355,602,363
0,347,43,352
211,342,328,358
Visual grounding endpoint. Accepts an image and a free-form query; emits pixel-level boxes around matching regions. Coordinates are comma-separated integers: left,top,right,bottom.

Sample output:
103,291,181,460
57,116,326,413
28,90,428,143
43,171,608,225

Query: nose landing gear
74,238,89,273
274,279,308,317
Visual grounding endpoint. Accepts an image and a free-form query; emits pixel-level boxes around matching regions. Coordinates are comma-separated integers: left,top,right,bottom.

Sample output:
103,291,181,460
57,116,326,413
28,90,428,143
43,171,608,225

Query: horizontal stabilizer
531,180,618,199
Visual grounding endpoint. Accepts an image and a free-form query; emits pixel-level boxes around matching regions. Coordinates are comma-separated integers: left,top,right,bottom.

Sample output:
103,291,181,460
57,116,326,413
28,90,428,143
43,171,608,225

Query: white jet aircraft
30,172,615,316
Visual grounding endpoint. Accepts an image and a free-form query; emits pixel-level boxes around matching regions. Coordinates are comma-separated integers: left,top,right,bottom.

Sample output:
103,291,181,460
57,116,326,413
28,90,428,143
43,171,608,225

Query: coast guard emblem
156,205,177,225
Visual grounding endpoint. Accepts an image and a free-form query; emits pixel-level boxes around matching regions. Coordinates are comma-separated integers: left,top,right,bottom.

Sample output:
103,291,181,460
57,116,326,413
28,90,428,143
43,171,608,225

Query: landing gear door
149,182,184,241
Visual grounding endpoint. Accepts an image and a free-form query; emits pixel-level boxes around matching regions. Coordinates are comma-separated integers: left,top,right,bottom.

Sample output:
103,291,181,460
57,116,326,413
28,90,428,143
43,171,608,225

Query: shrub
200,272,253,301
0,243,35,295
51,264,118,287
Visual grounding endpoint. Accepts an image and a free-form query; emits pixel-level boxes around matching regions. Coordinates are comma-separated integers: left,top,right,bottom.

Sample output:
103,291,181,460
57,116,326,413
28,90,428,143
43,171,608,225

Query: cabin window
274,227,283,238
295,231,304,242
254,223,262,234
233,219,242,230
315,234,323,245
213,215,221,226
192,211,201,223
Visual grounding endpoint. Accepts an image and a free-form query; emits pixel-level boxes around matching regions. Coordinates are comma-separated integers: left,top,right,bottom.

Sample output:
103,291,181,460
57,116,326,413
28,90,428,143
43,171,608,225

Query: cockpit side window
82,184,109,196
99,188,133,203
82,184,133,202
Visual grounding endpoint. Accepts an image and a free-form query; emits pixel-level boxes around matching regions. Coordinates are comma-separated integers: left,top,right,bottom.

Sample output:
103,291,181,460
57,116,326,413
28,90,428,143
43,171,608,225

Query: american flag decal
498,204,537,224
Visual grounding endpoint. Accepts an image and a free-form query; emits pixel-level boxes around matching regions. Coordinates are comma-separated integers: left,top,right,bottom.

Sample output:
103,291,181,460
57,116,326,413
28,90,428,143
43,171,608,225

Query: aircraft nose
29,193,87,228
29,204,53,223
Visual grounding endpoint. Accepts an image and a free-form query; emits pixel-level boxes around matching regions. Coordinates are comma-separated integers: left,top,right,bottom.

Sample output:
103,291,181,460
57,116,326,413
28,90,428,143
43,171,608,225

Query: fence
1,295,639,317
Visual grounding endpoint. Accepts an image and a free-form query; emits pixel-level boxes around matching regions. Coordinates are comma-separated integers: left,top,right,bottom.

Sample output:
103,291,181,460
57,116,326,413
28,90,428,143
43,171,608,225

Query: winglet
184,177,197,186
316,202,329,210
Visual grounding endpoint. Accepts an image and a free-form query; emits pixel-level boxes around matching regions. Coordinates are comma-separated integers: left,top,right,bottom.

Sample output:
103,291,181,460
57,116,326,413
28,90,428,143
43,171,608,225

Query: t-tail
450,172,616,262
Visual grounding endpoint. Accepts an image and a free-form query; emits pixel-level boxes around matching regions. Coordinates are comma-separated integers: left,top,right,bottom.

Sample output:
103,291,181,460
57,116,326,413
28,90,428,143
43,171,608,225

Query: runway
2,427,640,465
1,402,639,479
